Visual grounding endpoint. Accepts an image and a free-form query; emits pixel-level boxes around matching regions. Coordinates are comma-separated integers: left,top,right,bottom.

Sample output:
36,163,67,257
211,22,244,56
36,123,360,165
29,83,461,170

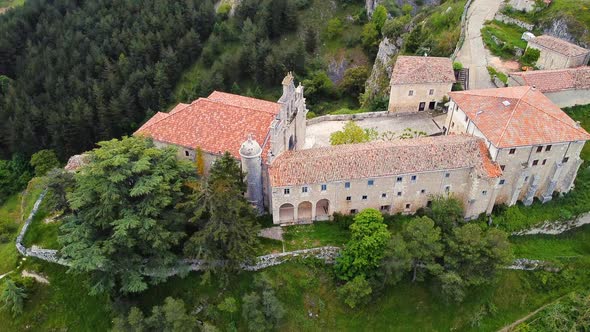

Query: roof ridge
210,90,280,104
201,97,280,116
135,112,171,133
496,87,530,147
519,93,589,136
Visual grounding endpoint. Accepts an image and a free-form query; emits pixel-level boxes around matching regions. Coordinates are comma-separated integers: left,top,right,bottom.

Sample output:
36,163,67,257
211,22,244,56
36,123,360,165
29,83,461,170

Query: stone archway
298,201,312,221
316,199,330,221
279,203,295,223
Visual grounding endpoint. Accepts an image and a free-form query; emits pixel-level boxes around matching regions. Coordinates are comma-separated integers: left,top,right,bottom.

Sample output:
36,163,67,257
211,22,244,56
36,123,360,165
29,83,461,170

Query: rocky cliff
364,37,401,100
541,17,589,48
366,0,441,16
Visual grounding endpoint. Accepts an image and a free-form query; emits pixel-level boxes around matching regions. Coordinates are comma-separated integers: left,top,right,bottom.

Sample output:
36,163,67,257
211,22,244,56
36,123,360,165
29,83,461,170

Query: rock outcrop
542,17,589,48
364,37,400,100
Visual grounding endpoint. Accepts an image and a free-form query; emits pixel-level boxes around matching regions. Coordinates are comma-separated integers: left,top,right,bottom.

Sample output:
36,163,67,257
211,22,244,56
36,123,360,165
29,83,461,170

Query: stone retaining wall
451,0,474,60
494,13,535,31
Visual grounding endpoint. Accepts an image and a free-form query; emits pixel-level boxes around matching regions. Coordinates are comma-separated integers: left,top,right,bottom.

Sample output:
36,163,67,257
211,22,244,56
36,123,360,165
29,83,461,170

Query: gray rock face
366,0,441,16
543,18,589,48
365,37,400,99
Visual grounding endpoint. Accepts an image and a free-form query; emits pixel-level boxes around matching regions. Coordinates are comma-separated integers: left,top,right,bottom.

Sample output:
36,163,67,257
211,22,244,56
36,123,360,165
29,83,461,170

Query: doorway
429,101,436,110
418,102,426,111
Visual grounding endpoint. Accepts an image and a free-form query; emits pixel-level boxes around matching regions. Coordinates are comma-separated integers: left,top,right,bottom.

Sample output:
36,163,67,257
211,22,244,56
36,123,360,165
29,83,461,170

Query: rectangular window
396,176,403,182
546,145,552,152
405,203,411,209
500,165,505,171
451,121,455,128
408,90,414,96
532,160,539,166
345,182,351,189
563,157,569,163
536,146,543,153
380,205,391,212
284,188,290,195
524,176,529,182
362,195,368,200
499,179,505,185
302,186,308,193
445,186,451,193
397,191,402,196
482,191,488,196
321,184,327,191
368,180,374,186
421,189,426,194
542,159,547,165
509,148,516,154
381,193,387,198
350,209,358,214
427,200,433,208
411,175,417,182
465,115,469,122
346,196,352,201
445,172,450,178
185,150,190,157
429,89,434,95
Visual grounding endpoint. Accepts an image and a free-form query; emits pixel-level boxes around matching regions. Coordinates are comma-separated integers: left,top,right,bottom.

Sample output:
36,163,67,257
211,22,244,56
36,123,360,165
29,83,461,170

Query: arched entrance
298,201,312,221
316,199,330,221
279,203,295,223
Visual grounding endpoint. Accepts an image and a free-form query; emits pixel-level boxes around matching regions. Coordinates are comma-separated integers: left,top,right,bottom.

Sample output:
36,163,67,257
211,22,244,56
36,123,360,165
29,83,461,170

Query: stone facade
388,82,453,112
445,94,587,207
527,36,590,70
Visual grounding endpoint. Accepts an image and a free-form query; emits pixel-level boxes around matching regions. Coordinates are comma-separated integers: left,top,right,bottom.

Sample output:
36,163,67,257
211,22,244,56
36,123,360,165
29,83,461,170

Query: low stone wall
15,190,47,255
494,13,535,31
307,110,429,125
451,0,474,60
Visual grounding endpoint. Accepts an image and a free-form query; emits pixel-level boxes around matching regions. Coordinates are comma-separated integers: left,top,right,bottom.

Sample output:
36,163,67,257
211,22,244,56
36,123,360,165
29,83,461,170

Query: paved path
304,114,446,149
456,0,503,90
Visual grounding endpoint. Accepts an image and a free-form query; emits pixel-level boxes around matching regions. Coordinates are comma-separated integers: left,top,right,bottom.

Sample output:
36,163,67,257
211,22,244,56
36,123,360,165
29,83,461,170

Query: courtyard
304,112,447,148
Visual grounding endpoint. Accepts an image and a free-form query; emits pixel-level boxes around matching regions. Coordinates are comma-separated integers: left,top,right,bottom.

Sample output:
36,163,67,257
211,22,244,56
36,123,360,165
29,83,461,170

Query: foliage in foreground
0,278,27,317
112,297,198,332
59,136,196,294
515,291,590,332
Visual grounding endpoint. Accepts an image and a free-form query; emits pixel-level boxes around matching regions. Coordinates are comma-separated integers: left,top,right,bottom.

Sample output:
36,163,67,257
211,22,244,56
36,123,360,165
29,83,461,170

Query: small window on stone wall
185,150,189,157
408,90,414,96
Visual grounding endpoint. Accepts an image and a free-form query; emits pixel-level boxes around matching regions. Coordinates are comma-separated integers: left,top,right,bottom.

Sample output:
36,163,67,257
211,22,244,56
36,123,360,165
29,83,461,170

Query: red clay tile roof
207,91,281,115
391,56,456,85
134,93,279,159
269,135,501,187
529,35,590,57
450,86,590,148
170,103,190,114
510,67,590,93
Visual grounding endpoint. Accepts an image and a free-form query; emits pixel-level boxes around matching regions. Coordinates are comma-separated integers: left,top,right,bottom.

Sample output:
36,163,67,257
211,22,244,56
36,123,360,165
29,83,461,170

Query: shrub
338,275,372,308
453,61,464,70
326,18,344,39
521,47,540,67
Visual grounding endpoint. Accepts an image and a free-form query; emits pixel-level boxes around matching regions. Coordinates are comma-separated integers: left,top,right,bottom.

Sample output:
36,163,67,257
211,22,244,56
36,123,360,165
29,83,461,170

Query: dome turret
239,134,262,159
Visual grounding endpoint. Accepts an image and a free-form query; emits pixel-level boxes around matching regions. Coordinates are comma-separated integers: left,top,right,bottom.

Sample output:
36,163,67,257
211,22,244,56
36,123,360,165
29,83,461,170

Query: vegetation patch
481,20,527,60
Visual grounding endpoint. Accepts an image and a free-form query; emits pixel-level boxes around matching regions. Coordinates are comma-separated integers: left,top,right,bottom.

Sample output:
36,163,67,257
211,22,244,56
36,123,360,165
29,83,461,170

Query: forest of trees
0,0,215,161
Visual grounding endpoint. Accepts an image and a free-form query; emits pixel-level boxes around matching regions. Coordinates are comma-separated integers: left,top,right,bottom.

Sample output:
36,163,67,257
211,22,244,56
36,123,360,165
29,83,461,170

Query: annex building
137,75,589,225
526,35,590,70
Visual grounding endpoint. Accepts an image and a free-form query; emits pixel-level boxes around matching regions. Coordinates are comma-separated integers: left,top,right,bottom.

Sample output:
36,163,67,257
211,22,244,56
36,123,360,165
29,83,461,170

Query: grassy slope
0,0,24,9
0,259,112,331
0,178,44,274
481,20,527,60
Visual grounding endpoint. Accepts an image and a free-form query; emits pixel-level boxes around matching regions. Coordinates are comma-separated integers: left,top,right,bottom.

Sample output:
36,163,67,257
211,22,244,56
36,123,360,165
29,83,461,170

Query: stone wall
494,13,535,31
451,0,474,60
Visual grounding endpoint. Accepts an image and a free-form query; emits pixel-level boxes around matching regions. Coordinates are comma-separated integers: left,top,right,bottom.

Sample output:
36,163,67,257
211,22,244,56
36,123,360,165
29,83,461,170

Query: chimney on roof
576,121,581,128
532,85,536,90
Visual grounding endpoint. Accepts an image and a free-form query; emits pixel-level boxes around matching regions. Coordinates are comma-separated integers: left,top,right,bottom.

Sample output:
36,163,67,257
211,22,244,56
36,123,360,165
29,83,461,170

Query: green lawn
481,20,527,59
0,259,112,331
0,194,22,274
283,221,350,251
511,224,590,264
22,199,61,250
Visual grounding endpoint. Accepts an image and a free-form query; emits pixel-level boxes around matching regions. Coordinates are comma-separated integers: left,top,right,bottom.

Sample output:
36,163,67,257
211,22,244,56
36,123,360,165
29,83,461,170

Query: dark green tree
29,149,60,177
0,279,27,317
183,152,260,281
59,136,196,294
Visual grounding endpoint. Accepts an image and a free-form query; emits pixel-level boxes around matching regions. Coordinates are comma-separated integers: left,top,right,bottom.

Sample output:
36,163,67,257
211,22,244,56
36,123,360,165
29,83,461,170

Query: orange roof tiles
134,92,279,159
510,67,590,93
391,56,456,85
207,91,281,115
269,135,501,187
450,86,590,148
529,35,590,57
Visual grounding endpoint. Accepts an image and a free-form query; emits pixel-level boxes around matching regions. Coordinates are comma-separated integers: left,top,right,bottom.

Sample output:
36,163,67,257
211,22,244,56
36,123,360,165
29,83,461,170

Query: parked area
304,113,447,148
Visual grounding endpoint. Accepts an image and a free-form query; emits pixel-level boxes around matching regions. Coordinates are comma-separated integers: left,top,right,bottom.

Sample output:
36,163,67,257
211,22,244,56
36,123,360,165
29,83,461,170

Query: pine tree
0,279,27,317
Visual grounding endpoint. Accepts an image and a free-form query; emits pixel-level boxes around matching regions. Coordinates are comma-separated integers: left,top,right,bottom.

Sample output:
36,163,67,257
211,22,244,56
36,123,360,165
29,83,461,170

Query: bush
326,18,344,40
338,275,372,308
453,62,463,70
294,0,312,10
521,47,540,67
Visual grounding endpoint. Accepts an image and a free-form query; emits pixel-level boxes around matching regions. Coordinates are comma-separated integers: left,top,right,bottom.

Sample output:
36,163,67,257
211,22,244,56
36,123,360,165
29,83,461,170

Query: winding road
456,0,504,90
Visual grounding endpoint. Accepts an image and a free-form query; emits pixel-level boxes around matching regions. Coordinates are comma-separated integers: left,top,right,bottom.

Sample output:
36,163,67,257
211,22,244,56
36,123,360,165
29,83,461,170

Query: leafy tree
330,121,379,145
195,147,205,176
217,296,238,317
183,152,260,281
326,18,344,39
398,128,427,139
401,217,444,281
382,15,410,39
44,168,75,213
113,297,198,332
241,275,285,332
521,48,540,67
335,209,391,280
0,154,32,204
372,5,388,33
0,278,27,317
361,22,380,52
304,27,317,54
402,4,413,15
339,66,370,98
443,224,512,301
302,71,335,103
59,136,196,294
29,149,60,177
378,234,412,286
338,275,373,309
423,196,465,235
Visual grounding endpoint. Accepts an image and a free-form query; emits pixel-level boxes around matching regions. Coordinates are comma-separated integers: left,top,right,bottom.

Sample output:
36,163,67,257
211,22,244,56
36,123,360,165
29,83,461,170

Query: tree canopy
59,136,196,294
330,121,378,146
